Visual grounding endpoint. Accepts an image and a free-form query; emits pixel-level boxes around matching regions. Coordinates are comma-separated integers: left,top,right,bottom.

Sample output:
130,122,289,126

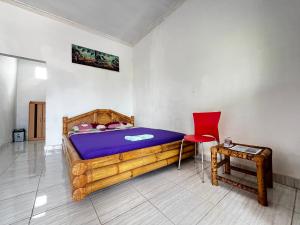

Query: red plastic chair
178,112,221,183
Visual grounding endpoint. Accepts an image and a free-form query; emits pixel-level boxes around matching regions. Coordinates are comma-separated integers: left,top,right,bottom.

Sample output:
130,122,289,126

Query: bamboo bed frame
62,109,194,200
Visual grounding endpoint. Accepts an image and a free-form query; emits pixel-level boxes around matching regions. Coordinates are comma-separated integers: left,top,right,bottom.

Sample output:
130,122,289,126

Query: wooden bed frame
62,109,194,200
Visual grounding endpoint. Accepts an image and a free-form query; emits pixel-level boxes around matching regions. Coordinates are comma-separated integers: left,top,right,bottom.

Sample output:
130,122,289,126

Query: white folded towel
125,134,154,141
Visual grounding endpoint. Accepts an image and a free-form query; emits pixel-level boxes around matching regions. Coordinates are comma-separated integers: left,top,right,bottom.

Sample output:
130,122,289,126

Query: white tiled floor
0,141,299,225
295,190,300,213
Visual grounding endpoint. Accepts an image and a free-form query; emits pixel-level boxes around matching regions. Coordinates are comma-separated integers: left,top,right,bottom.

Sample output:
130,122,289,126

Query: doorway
0,53,47,144
15,57,47,141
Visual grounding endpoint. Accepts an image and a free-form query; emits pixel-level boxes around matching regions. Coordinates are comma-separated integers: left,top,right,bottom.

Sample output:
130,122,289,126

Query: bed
62,109,195,200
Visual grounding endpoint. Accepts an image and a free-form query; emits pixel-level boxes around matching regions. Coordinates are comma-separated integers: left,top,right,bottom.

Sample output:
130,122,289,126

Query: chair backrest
193,112,221,142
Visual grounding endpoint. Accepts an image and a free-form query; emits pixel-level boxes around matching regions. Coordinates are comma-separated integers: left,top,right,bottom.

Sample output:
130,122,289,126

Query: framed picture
72,44,119,72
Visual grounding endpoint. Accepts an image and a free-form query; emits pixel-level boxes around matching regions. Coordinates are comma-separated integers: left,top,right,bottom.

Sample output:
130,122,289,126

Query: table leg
266,153,273,188
211,147,218,186
224,155,231,175
256,158,268,206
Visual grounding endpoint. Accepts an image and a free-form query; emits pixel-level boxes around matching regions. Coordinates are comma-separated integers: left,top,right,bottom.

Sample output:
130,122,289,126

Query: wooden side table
210,143,273,206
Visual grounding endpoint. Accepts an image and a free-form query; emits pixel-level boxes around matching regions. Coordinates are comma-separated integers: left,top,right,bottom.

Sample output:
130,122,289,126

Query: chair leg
177,139,184,170
194,142,198,172
201,142,205,183
194,142,197,162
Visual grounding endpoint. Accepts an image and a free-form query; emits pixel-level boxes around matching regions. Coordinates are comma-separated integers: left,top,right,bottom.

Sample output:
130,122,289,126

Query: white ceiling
10,0,186,45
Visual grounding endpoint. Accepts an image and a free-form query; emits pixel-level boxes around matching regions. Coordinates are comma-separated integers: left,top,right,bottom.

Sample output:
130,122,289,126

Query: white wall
0,55,17,147
16,59,47,134
0,1,133,146
133,0,300,179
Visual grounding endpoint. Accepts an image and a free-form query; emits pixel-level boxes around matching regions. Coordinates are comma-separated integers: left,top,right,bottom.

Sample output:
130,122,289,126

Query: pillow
96,124,106,131
106,122,122,129
119,123,134,129
71,125,80,132
105,122,134,130
72,123,93,132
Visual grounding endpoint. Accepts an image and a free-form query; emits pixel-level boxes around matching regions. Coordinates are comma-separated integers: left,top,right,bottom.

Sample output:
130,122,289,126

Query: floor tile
201,188,293,225
243,203,293,225
14,142,45,163
197,205,251,225
43,151,65,166
106,201,172,225
30,200,100,225
292,212,300,225
0,141,297,225
295,190,300,213
0,151,16,175
149,185,214,225
33,182,73,215
179,172,232,204
180,158,211,172
10,218,30,225
267,183,296,210
44,148,63,156
130,170,176,199
15,153,45,163
38,165,68,190
240,175,296,210
14,142,44,154
0,160,44,184
6,159,44,171
159,163,199,184
91,182,146,223
295,179,300,189
0,176,39,200
0,192,35,225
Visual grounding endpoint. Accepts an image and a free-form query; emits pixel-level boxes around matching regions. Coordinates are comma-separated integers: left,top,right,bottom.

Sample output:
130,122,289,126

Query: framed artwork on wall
72,44,119,72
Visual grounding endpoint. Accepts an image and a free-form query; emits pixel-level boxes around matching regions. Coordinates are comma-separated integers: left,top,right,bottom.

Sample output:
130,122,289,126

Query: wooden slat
87,157,121,170
156,149,178,161
89,171,133,192
118,155,157,173
231,166,257,176
120,145,162,161
217,175,258,194
72,171,133,201
132,160,167,177
217,158,229,168
90,164,119,181
167,151,194,165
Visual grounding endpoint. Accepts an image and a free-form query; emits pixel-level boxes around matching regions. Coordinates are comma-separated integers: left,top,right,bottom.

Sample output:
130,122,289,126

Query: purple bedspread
69,127,184,159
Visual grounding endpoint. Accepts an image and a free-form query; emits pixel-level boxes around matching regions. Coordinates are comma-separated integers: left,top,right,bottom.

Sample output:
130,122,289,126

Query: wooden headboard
63,109,134,135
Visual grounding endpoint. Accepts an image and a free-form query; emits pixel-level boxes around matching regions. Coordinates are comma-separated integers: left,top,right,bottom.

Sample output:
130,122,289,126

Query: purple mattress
69,127,184,159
